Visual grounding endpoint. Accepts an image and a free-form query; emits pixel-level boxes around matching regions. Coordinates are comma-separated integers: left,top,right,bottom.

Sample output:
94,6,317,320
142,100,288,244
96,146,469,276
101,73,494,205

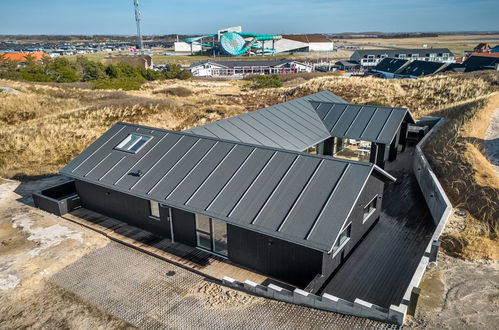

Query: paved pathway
485,108,499,176
51,242,398,330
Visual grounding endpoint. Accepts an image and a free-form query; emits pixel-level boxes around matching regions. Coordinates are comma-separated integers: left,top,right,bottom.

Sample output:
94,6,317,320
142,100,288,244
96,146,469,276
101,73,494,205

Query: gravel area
51,242,398,330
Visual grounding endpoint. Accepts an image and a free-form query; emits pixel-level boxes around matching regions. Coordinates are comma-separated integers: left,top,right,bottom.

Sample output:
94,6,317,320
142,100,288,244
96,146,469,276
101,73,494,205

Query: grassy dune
0,72,497,255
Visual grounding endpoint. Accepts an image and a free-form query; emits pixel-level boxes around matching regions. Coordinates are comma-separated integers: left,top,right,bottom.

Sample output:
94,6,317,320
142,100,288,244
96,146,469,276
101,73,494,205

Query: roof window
115,133,151,153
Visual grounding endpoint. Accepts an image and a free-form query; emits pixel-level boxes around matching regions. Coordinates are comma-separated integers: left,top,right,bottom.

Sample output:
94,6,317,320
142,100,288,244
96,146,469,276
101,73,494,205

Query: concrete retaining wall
222,277,402,324
389,117,453,323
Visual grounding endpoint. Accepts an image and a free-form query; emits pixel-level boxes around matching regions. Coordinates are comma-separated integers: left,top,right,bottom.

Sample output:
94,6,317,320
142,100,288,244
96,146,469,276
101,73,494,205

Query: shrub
93,78,144,91
249,74,283,89
153,86,192,97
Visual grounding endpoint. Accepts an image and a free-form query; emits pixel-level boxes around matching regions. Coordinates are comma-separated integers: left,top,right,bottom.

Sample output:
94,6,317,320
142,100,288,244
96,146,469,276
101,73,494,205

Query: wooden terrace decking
63,208,270,285
318,147,436,309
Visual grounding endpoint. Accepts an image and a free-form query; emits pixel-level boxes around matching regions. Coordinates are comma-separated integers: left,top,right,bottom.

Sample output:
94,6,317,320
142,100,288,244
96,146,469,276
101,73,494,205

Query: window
115,134,151,153
149,201,160,219
363,195,378,221
306,143,322,155
333,224,351,255
195,215,228,256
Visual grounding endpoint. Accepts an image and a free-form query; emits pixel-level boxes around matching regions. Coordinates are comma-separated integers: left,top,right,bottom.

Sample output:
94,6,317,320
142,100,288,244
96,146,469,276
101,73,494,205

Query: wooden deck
319,148,436,309
64,208,269,284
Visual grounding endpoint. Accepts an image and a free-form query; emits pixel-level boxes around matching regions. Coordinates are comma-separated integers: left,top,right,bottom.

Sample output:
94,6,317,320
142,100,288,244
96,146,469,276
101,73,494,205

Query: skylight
115,133,151,153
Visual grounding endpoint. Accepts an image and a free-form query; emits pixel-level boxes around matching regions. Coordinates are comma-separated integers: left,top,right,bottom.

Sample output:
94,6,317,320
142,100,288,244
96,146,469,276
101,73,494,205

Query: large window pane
212,219,228,256
150,201,160,218
196,231,211,250
195,215,210,233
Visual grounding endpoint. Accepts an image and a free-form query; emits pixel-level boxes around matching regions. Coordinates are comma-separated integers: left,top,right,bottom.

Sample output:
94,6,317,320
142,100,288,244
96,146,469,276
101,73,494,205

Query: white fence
222,277,404,324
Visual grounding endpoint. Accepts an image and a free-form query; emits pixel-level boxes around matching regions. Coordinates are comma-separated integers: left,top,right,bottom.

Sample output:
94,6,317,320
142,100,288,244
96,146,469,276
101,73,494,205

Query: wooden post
388,135,398,162
407,287,421,316
400,122,408,152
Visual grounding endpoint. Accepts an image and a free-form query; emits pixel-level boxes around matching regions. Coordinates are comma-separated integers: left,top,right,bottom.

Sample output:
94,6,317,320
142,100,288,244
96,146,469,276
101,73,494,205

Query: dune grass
0,73,497,256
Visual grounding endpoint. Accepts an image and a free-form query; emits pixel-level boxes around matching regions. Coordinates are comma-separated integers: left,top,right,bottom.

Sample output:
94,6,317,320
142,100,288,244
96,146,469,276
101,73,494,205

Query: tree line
0,55,191,90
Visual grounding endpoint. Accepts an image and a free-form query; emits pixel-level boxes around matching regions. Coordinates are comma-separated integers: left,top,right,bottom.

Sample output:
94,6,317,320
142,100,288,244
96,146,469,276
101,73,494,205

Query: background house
371,58,410,78
0,51,48,63
350,48,454,68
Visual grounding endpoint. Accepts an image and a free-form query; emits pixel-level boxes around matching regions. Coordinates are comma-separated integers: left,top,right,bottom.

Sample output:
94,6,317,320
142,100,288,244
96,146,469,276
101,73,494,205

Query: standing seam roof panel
308,165,372,246
60,123,390,252
239,115,299,150
251,156,322,230
180,144,254,210
279,161,348,239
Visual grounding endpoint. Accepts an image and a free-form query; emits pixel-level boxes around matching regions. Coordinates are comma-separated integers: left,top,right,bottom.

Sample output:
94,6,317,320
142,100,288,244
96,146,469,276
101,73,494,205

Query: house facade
350,48,454,68
53,123,394,288
189,59,313,77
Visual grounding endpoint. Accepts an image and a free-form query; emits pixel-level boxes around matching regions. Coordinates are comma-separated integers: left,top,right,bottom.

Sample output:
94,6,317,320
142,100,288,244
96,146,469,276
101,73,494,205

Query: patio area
63,208,279,286
318,146,436,308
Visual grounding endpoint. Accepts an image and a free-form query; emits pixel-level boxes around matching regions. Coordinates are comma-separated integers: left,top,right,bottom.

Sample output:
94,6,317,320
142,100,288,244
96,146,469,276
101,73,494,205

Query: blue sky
1,0,498,35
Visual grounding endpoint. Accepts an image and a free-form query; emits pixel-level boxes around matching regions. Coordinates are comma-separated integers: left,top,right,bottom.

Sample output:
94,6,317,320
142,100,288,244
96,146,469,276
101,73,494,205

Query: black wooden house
49,123,395,287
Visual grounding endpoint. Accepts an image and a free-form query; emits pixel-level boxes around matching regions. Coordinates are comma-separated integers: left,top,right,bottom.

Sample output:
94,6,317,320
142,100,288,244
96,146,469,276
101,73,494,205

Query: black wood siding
309,174,385,292
227,224,323,288
75,180,171,238
171,208,196,246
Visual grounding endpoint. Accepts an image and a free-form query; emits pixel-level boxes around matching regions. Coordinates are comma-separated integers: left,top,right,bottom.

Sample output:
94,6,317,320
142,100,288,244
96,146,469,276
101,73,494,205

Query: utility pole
133,0,144,51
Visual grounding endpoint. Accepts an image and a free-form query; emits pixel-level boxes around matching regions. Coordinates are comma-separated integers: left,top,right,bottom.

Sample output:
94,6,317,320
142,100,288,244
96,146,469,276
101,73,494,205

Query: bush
153,86,192,97
93,78,144,91
165,64,192,80
249,74,283,89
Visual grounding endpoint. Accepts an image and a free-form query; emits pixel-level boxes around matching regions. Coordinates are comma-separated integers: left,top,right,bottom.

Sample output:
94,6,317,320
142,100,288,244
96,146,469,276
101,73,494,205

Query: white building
190,59,313,77
350,48,455,68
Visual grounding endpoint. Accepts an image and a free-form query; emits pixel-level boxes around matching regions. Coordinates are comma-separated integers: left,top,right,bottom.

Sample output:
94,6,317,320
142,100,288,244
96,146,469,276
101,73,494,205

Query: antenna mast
133,0,144,50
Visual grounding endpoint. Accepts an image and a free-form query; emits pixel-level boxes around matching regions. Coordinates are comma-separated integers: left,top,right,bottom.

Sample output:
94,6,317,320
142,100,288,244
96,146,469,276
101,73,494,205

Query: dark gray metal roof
308,101,416,145
396,60,447,77
185,91,347,151
60,122,394,253
373,58,410,73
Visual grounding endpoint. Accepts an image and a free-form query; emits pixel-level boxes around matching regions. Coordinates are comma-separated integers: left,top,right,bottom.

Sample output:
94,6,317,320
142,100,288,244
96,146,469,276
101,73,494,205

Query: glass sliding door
212,219,228,256
195,214,228,257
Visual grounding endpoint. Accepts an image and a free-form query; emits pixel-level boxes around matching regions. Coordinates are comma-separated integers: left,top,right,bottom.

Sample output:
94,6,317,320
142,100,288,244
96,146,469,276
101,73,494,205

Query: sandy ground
485,108,499,176
0,178,135,329
0,86,21,94
407,212,499,329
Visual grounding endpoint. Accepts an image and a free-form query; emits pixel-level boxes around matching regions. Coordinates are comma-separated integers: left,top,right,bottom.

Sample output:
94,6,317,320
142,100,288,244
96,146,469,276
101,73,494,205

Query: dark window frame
363,195,378,222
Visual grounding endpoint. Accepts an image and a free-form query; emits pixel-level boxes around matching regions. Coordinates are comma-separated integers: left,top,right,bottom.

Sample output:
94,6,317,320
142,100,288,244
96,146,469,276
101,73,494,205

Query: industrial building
274,34,334,53
189,59,313,77
350,48,454,68
176,27,333,56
